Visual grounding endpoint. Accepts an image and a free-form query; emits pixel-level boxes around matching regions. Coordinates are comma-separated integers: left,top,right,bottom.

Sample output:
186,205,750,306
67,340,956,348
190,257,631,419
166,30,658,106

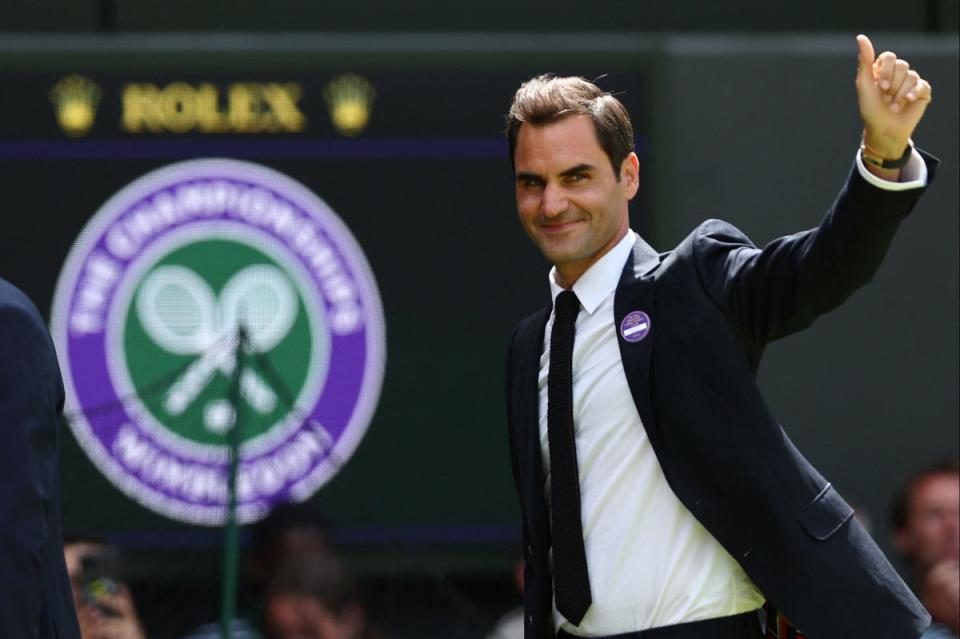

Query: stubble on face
513,115,638,289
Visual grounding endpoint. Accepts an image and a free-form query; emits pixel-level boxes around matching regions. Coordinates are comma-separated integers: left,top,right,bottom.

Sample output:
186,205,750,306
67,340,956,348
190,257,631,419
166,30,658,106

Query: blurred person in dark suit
892,460,960,638
264,550,382,639
0,277,80,638
63,535,146,639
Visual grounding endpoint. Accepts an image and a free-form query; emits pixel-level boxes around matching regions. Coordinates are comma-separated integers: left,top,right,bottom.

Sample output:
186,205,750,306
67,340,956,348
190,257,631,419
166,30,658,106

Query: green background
124,238,314,447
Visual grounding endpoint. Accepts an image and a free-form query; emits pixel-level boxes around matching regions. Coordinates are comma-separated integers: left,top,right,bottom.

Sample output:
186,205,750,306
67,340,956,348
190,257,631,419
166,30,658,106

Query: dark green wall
2,0,958,32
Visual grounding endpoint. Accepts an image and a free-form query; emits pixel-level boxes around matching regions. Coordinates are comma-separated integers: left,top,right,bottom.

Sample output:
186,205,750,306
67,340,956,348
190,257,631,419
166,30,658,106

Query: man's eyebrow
559,163,596,177
515,171,543,182
515,164,596,182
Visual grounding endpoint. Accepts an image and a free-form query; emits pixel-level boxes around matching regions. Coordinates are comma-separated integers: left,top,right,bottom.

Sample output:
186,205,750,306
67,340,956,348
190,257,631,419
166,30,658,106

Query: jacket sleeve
692,151,937,350
0,303,60,638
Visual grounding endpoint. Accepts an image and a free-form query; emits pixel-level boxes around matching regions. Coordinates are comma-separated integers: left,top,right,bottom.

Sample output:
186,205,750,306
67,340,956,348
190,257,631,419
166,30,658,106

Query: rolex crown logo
323,74,376,137
50,75,102,137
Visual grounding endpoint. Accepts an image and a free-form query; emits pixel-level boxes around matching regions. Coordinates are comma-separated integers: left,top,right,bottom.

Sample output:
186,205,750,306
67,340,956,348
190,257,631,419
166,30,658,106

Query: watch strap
861,139,913,170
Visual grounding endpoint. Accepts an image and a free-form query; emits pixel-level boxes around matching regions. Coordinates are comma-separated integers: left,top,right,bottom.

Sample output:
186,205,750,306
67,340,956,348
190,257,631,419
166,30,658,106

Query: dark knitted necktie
547,289,591,624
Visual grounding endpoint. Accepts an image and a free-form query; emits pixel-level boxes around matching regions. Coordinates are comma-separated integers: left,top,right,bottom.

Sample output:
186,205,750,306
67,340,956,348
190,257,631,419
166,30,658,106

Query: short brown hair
506,74,634,178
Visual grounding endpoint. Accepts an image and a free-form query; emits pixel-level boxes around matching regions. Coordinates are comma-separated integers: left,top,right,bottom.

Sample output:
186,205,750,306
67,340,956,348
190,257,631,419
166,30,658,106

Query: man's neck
553,227,630,289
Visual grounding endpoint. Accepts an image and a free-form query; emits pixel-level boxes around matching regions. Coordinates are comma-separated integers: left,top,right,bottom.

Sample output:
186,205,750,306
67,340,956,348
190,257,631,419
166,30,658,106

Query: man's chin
541,250,583,268
536,239,586,265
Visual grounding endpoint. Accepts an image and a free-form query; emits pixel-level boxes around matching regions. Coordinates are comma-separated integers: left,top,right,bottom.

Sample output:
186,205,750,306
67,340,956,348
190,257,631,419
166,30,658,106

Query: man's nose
541,182,567,217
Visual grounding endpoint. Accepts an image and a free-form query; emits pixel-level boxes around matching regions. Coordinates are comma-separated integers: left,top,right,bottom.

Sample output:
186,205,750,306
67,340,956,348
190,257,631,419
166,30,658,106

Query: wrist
862,128,910,159
861,134,912,171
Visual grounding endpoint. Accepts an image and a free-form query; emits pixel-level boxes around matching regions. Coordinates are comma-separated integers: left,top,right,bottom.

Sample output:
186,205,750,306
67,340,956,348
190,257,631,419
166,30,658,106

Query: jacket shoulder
0,279,59,382
0,278,46,332
509,307,549,351
663,219,757,280
689,219,756,254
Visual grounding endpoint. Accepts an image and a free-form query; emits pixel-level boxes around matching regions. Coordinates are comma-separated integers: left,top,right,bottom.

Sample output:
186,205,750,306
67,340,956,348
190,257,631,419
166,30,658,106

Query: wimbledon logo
51,159,385,525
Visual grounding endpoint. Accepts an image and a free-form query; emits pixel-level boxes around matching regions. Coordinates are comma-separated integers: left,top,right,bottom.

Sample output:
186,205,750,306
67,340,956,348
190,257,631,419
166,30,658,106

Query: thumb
856,34,876,80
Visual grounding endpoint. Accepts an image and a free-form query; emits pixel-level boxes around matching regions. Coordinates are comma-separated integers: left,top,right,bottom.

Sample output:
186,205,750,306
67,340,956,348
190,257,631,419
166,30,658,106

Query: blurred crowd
892,460,960,638
62,458,958,639
64,503,382,639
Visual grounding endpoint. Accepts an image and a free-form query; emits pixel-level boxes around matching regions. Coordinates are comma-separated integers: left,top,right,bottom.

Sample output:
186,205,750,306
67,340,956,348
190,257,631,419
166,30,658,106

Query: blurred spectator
63,535,147,639
264,550,382,639
250,501,332,587
892,460,960,638
183,501,331,638
182,616,261,639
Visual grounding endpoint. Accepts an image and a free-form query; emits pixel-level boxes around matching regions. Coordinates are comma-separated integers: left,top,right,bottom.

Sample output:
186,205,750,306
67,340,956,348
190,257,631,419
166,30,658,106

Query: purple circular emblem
620,310,651,343
51,159,386,525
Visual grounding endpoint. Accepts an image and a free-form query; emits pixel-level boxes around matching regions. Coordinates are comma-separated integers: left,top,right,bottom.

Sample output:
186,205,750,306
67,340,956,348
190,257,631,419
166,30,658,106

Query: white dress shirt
537,151,927,636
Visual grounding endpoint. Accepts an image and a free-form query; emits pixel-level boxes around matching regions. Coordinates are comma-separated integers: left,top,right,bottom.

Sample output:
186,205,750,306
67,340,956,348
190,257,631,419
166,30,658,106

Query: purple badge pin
620,311,651,343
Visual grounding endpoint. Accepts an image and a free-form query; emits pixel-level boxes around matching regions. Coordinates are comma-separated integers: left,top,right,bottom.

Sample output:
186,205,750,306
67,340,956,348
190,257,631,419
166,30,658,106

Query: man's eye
567,174,587,182
521,179,544,188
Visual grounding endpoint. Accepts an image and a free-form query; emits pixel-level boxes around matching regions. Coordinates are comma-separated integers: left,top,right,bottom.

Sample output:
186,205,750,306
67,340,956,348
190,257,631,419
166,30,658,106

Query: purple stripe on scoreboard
0,138,507,159
0,136,649,160
331,524,521,545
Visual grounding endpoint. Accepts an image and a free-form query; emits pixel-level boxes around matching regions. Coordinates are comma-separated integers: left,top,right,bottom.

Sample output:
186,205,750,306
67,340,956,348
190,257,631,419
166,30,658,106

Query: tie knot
554,290,581,322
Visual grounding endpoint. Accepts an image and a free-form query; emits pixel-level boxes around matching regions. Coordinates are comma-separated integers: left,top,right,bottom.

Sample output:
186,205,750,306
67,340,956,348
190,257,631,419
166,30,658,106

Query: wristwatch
860,139,913,170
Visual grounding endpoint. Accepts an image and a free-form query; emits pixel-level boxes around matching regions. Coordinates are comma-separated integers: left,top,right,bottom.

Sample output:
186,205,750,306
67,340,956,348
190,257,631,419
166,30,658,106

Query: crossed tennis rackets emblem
135,264,299,432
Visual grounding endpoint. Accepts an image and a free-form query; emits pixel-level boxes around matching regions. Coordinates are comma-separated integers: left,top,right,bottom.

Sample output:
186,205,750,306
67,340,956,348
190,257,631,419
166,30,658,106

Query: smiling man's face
514,114,638,289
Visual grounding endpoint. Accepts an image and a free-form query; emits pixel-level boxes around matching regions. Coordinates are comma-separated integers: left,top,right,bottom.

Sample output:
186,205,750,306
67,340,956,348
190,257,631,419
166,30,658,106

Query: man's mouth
541,220,583,233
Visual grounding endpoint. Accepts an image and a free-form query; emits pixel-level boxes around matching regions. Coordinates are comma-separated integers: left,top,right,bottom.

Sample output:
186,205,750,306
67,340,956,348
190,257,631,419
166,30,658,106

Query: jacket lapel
615,237,661,439
513,306,551,539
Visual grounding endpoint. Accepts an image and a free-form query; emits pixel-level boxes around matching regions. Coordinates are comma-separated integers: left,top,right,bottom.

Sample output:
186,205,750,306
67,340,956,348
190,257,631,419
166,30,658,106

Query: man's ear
621,152,640,200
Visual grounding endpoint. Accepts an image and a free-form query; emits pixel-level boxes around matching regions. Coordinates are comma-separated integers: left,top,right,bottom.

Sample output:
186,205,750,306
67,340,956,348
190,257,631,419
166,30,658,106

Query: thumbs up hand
855,34,932,160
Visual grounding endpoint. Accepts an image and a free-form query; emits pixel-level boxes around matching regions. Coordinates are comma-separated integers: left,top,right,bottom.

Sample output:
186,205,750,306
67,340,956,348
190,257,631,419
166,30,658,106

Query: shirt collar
549,229,636,315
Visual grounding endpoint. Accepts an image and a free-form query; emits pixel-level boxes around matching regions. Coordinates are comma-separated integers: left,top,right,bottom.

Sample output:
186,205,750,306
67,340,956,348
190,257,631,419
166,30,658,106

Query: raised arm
694,35,936,350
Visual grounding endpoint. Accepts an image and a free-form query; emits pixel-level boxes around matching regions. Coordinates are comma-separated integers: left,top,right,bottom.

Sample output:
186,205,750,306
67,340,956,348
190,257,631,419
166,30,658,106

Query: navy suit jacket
505,155,938,639
0,279,80,638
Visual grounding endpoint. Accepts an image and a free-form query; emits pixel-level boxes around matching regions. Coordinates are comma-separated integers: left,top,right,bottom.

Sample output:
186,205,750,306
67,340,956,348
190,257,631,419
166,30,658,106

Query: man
0,278,80,637
63,535,147,639
264,550,382,639
184,500,332,639
892,461,960,638
504,35,937,639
